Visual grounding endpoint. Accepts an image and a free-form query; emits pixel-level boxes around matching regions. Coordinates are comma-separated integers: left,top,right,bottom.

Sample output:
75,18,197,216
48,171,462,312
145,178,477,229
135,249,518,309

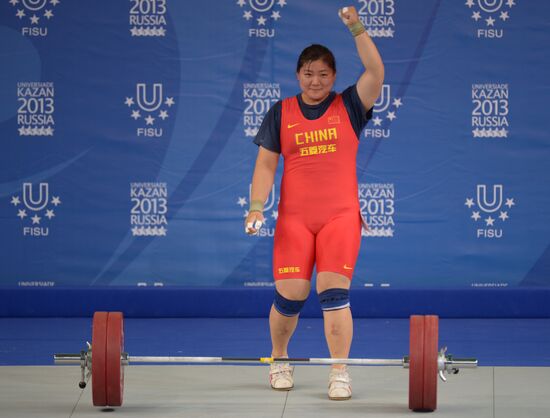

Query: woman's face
297,59,336,105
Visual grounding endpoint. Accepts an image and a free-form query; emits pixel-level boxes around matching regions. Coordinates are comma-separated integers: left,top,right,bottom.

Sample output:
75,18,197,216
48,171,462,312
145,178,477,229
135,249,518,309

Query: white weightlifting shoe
269,362,294,391
328,366,352,400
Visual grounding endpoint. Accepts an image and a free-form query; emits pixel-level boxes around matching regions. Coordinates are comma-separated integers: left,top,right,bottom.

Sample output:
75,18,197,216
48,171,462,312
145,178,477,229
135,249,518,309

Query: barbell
54,312,477,412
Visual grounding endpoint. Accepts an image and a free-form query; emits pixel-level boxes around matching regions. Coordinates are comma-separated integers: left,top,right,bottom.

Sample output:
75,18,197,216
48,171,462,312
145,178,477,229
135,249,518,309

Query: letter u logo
477,184,503,213
374,85,391,113
136,83,163,112
23,183,49,211
478,0,503,13
21,0,48,11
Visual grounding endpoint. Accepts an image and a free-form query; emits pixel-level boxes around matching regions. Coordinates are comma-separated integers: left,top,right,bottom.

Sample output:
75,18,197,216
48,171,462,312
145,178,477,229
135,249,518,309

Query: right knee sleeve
273,290,307,317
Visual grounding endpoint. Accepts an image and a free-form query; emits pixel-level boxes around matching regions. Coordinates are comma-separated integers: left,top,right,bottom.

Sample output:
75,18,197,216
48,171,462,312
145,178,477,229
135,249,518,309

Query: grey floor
0,365,549,417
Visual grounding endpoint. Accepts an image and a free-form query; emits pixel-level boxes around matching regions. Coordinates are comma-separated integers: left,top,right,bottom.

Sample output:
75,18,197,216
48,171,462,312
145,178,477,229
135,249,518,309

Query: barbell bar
53,312,477,412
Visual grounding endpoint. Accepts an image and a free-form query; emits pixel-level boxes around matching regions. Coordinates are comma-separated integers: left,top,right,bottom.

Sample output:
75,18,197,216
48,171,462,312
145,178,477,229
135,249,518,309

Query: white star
125,97,134,106
243,10,252,20
245,127,258,137
50,0,60,6
386,111,396,121
471,211,481,221
44,9,53,19
506,0,515,7
237,197,247,207
500,11,509,21
17,209,27,219
465,198,475,208
465,0,475,7
271,11,281,20
158,226,167,236
11,196,21,206
486,16,495,26
485,216,495,227
472,11,481,21
45,209,55,219
392,98,403,108
164,97,175,107
505,198,515,208
9,0,18,6
130,27,138,36
277,0,287,6
271,210,278,220
131,110,141,120
16,9,25,18
237,0,246,6
499,211,509,221
257,15,267,26
30,14,39,24
158,27,166,36
31,214,41,225
243,210,249,218
158,110,168,120
372,116,383,126
51,196,61,206
145,115,155,125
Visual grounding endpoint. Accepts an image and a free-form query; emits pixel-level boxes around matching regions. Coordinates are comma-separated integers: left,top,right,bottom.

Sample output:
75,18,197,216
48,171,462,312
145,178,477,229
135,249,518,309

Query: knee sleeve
318,288,350,312
273,290,307,317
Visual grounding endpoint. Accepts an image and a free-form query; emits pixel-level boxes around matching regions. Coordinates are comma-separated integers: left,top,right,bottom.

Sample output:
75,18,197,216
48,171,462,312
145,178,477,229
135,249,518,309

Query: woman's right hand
244,210,265,235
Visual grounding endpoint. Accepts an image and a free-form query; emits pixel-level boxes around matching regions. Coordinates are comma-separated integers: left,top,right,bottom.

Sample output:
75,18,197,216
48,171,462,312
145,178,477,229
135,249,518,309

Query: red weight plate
106,312,125,407
422,315,439,412
92,312,108,407
409,315,425,411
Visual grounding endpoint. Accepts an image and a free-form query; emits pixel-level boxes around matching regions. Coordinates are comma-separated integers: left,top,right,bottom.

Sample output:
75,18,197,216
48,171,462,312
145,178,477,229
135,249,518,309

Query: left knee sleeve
318,288,350,312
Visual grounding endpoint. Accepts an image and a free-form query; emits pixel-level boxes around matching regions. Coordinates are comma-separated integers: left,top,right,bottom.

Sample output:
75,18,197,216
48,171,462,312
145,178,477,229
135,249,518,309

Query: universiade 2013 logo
11,182,61,237
125,83,175,138
8,0,60,37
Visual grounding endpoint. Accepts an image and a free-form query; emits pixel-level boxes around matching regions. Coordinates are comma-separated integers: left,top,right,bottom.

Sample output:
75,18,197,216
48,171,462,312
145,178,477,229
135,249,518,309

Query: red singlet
273,94,363,281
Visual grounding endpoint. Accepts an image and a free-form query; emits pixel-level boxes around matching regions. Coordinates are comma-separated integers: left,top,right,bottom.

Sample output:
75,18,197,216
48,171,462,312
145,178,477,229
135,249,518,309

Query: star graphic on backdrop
372,116,383,126
486,16,495,26
471,211,481,221
44,10,53,19
50,0,60,6
9,0,19,6
130,27,139,36
499,211,509,221
11,196,21,206
158,110,169,120
472,11,481,21
237,0,246,6
17,209,27,219
51,196,61,206
386,111,396,121
277,0,287,6
465,0,475,7
145,115,155,125
506,0,515,7
271,11,281,20
30,14,39,24
392,98,403,108
45,209,55,219
500,11,509,21
131,110,141,120
16,9,25,18
271,210,278,220
257,16,267,25
165,97,175,107
505,198,515,208
237,197,247,207
465,198,475,208
31,214,41,225
125,97,134,106
243,10,252,20
485,216,495,227
158,27,166,36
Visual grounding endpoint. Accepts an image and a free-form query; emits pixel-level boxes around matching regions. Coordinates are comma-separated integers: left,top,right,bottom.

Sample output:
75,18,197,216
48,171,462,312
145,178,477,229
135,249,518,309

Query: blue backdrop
1,0,549,299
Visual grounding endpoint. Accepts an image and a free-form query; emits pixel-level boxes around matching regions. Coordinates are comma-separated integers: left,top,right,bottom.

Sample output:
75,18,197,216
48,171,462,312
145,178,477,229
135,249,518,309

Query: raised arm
339,6,385,111
245,146,280,235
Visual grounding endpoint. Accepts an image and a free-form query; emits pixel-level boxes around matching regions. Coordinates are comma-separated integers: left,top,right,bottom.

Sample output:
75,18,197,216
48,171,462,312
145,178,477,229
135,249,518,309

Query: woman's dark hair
296,44,336,73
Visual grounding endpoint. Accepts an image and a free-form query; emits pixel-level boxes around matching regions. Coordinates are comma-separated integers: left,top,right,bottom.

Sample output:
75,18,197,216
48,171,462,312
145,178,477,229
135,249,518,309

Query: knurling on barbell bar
54,312,477,412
